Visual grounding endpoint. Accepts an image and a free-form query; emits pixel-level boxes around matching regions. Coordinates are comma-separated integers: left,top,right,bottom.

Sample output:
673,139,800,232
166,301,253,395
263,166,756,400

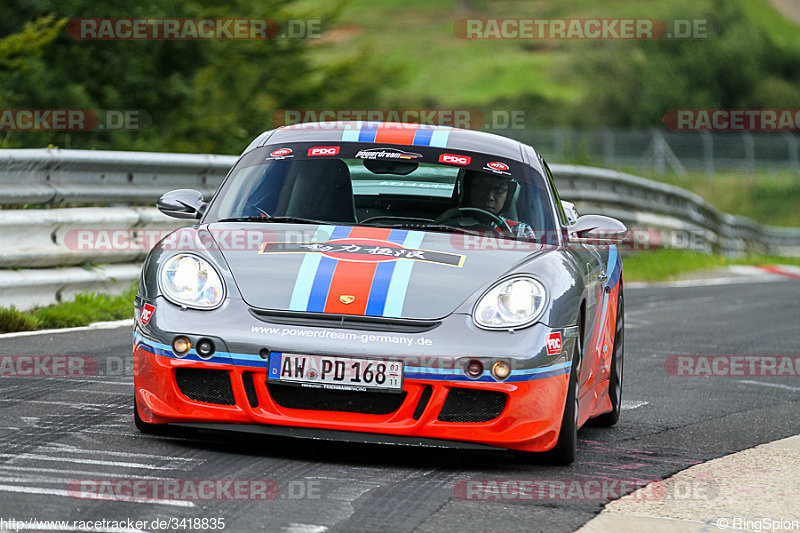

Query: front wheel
589,290,624,427
134,397,168,435
544,334,581,465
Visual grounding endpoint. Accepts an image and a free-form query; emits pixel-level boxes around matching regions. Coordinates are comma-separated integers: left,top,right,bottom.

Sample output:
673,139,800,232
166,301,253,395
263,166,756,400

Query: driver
459,169,536,239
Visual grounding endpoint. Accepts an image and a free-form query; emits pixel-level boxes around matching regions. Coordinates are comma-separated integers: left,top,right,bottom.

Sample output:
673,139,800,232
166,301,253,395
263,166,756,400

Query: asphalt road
0,279,798,533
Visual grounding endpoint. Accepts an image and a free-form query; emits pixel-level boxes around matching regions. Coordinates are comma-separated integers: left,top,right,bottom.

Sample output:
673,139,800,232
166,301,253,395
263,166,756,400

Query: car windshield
205,144,558,243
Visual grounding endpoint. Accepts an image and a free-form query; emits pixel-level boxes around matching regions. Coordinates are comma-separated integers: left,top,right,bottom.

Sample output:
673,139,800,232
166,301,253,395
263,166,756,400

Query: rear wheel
589,291,624,427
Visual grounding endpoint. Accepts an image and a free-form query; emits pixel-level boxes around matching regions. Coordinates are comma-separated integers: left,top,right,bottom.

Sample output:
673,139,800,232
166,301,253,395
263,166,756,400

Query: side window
542,158,568,227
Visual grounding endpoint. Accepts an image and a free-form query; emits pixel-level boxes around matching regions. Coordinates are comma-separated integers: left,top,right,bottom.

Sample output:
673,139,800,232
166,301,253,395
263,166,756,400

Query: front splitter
173,422,505,451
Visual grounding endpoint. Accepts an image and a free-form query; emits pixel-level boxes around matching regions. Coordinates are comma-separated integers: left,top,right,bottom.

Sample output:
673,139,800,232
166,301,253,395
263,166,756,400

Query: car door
540,159,605,394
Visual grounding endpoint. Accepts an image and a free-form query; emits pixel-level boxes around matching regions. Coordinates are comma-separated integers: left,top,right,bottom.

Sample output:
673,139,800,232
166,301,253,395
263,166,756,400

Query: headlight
159,253,225,309
473,276,547,329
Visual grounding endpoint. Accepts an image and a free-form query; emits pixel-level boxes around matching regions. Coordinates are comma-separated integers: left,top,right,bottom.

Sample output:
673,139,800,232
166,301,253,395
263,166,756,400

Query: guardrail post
702,132,714,178
743,132,755,178
602,128,615,167
553,128,565,162
786,133,799,181
653,130,665,176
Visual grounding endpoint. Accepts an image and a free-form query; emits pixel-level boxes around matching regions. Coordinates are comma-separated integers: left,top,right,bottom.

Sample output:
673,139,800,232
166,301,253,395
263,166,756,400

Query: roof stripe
358,124,378,142
341,125,360,142
429,129,451,147
412,128,434,146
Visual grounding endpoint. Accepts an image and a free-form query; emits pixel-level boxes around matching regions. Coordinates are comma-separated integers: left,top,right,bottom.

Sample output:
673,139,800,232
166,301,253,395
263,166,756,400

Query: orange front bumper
134,344,570,452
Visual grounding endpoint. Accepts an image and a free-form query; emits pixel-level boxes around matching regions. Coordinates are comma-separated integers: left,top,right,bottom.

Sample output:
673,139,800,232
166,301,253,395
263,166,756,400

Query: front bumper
134,340,571,453
133,296,576,452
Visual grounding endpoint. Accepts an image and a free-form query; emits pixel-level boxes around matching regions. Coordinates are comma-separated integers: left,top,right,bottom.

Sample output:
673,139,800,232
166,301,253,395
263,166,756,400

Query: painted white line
33,445,201,463
0,319,132,339
78,379,133,386
282,525,329,533
79,429,135,436
0,483,193,508
0,399,126,409
627,276,779,289
0,464,167,480
621,400,649,410
58,389,130,396
0,453,177,470
738,379,800,392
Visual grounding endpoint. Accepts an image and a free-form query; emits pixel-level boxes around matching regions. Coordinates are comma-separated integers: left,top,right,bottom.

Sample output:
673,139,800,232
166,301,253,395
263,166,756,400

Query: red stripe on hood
323,227,393,315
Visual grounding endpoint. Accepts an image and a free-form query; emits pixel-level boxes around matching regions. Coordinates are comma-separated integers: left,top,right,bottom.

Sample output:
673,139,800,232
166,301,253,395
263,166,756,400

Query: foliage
0,284,137,333
0,0,392,153
564,0,800,126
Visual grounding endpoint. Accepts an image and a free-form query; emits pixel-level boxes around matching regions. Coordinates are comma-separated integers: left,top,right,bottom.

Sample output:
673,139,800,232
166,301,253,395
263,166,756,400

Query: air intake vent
175,368,235,406
438,388,506,423
242,372,259,408
412,385,433,420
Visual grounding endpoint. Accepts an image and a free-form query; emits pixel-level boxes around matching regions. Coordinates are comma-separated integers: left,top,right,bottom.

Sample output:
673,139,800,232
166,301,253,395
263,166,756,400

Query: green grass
309,0,594,108
0,284,137,333
622,249,800,281
628,169,800,227
308,0,799,109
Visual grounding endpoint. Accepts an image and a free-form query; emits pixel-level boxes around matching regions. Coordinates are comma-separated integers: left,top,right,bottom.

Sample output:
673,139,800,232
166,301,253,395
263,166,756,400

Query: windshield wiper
377,222,486,236
217,216,327,225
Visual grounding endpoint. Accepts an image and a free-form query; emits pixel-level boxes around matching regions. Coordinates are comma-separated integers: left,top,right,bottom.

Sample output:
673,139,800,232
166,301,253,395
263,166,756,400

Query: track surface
0,280,798,532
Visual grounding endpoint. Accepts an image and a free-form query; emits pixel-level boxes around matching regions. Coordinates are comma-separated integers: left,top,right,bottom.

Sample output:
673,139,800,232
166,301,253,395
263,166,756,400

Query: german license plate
268,353,403,392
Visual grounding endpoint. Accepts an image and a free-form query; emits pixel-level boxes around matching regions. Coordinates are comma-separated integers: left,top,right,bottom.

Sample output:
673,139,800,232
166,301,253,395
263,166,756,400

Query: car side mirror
570,214,628,243
157,189,208,219
561,201,579,226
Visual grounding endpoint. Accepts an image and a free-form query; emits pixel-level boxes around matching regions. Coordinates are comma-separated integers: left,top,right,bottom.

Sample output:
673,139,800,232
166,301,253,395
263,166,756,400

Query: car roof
243,121,537,163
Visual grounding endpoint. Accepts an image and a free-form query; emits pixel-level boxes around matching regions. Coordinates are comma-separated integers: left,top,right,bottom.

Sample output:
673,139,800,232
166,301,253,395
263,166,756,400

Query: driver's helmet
454,169,517,216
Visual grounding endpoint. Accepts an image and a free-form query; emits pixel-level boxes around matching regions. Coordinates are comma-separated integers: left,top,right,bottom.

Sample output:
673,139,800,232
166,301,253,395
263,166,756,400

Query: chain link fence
496,128,800,178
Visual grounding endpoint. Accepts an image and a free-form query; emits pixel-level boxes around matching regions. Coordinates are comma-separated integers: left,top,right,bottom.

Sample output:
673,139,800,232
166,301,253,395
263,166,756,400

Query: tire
544,332,581,465
589,290,624,427
134,396,168,435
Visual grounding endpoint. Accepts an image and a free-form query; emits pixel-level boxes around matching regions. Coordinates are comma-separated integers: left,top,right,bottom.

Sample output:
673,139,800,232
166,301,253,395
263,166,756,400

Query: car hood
209,223,549,320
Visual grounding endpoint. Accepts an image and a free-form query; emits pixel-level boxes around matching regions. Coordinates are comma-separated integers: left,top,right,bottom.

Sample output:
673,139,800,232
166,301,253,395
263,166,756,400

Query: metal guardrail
553,165,800,256
1,148,799,310
0,148,230,205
